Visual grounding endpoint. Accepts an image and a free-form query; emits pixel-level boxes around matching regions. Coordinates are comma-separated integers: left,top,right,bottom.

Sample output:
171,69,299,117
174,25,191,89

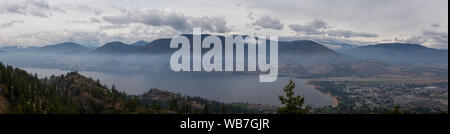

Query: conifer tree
278,80,310,114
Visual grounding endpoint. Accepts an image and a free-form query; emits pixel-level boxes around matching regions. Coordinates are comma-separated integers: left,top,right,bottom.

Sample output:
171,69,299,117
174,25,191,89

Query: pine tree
220,104,227,114
169,98,178,111
181,101,192,114
202,104,210,114
278,80,310,114
388,105,403,114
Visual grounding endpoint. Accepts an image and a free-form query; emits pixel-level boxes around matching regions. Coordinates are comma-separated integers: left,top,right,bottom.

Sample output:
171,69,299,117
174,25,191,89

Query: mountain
0,62,136,114
89,35,342,56
131,40,149,46
342,43,448,65
0,46,22,52
92,41,136,54
139,38,173,54
274,40,395,77
85,35,395,77
38,42,89,54
0,46,39,53
137,35,341,56
320,42,357,52
279,40,338,56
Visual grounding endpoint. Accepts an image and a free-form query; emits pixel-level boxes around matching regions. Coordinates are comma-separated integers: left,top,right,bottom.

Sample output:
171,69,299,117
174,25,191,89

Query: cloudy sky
0,0,448,49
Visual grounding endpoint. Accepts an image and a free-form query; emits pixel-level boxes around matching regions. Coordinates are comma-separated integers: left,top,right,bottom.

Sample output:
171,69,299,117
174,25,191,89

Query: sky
0,0,448,49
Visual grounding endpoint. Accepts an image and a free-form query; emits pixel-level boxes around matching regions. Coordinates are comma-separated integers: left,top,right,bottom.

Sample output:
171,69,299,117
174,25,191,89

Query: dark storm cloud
252,16,284,30
0,0,65,18
102,9,231,33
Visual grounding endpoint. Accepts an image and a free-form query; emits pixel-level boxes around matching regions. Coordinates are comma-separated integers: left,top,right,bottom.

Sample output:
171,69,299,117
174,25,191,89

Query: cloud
77,4,102,16
191,17,231,33
288,20,328,35
279,35,375,46
0,20,24,29
404,30,448,49
288,20,378,38
252,16,284,30
246,9,254,20
0,0,446,50
0,0,65,18
67,17,103,24
102,9,231,33
90,18,102,23
0,24,180,47
431,23,441,28
326,30,379,38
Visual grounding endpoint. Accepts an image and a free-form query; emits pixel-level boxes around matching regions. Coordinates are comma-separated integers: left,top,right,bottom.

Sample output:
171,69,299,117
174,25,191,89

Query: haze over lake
23,67,334,107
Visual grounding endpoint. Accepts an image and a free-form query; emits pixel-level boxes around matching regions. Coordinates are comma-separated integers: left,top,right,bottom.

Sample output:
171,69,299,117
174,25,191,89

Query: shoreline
306,79,339,107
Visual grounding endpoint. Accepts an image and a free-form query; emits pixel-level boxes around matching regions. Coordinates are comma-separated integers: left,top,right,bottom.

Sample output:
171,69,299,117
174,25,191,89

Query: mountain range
38,42,90,54
342,43,448,65
0,34,447,78
92,41,135,54
131,40,149,46
3,36,446,64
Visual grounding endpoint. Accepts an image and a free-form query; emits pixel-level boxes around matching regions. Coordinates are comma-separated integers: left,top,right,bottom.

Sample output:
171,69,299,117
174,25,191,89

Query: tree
388,105,403,114
220,104,227,114
151,101,161,112
202,104,210,114
125,96,140,112
181,101,192,113
169,98,178,111
278,80,310,114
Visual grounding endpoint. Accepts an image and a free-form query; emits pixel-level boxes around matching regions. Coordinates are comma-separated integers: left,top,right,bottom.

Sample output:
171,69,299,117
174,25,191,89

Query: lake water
23,67,334,107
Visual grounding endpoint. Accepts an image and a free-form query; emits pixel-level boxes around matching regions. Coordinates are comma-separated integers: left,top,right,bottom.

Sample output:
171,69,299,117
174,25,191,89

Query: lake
23,67,334,107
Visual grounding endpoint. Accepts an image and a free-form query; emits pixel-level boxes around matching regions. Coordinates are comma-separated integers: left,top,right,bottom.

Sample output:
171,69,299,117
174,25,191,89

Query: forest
0,62,275,114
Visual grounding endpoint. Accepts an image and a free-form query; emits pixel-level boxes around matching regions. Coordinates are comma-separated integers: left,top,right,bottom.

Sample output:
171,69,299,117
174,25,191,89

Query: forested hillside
0,62,274,114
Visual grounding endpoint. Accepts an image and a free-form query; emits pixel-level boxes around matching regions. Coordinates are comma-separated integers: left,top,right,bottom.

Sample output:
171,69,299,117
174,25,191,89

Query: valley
0,35,448,114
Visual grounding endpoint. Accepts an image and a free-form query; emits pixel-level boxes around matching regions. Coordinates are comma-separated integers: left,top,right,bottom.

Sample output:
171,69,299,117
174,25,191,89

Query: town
310,78,448,113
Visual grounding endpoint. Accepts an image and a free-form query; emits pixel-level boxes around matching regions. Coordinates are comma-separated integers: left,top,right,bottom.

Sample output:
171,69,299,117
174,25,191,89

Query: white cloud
0,0,447,49
0,23,180,47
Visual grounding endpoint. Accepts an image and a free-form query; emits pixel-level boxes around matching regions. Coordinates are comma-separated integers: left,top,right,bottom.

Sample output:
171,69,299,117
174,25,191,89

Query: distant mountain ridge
92,34,338,56
342,43,448,65
320,42,357,52
1,35,447,78
279,40,338,56
131,40,149,46
0,46,39,52
38,42,90,53
92,41,135,54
